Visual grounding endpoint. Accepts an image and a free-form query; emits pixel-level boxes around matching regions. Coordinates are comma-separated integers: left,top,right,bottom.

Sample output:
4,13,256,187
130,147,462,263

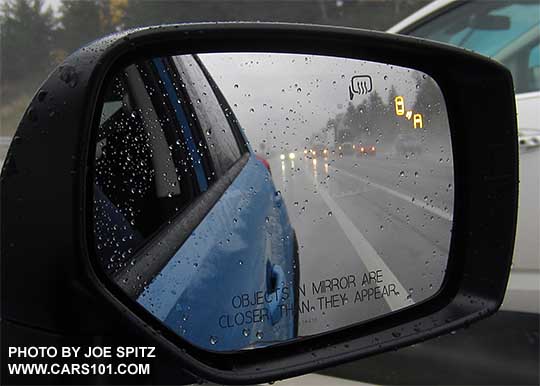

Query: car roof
387,0,456,33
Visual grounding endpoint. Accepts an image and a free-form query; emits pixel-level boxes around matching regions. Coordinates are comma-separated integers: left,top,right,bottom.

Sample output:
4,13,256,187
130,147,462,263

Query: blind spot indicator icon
349,75,373,100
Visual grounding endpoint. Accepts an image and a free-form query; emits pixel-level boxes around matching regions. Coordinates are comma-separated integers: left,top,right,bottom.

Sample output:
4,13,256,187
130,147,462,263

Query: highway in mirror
203,53,454,336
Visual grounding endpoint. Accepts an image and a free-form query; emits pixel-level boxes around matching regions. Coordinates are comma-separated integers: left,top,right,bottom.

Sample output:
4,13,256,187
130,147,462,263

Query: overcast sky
0,0,60,13
43,0,60,13
200,53,434,152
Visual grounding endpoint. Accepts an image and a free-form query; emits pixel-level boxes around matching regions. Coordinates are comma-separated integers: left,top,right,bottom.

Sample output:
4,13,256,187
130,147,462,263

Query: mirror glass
92,52,453,352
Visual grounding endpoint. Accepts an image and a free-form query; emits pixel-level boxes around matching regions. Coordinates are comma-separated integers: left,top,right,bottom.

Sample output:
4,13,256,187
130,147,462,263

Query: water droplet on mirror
37,90,48,102
242,329,250,337
209,336,218,345
256,330,264,340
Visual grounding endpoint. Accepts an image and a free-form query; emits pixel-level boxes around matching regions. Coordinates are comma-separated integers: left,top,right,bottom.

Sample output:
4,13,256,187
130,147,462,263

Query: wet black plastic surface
323,310,539,385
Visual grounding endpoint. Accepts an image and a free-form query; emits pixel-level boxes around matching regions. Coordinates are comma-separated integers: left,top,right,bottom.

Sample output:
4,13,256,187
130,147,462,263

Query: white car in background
389,0,540,314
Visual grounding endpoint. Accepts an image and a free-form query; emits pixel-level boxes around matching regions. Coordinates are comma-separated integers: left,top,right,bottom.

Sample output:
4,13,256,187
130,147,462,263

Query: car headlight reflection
288,152,296,160
280,154,286,161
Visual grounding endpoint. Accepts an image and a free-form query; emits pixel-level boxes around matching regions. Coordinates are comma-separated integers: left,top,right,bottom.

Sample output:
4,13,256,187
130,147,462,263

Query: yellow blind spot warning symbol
413,114,423,129
395,96,405,116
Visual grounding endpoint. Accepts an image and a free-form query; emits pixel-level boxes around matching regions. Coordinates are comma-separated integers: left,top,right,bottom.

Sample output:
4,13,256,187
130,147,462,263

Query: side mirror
1,24,518,384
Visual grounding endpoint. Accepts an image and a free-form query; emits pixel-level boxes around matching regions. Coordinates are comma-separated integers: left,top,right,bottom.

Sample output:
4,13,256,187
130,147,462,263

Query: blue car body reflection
93,54,299,351
137,155,298,351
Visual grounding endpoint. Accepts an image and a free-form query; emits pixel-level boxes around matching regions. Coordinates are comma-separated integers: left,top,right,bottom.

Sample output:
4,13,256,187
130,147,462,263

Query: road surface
268,149,454,336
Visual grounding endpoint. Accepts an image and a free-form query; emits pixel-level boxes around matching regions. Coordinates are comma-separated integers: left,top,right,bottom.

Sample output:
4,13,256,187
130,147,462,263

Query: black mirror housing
1,23,518,384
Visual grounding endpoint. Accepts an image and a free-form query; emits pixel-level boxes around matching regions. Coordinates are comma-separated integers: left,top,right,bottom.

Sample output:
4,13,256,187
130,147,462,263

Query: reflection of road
269,151,453,336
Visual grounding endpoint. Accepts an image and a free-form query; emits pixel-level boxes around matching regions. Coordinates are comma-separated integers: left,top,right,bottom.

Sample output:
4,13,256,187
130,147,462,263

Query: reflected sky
200,53,434,151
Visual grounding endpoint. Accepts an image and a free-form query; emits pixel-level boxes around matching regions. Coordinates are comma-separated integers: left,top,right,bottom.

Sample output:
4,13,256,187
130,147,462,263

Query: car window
151,57,214,192
527,42,540,91
172,55,244,175
408,0,540,94
93,59,213,275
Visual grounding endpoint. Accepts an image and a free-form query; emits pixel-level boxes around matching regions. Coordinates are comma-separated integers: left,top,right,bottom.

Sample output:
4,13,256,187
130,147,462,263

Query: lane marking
302,164,414,311
333,188,375,199
330,165,453,222
317,186,414,310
